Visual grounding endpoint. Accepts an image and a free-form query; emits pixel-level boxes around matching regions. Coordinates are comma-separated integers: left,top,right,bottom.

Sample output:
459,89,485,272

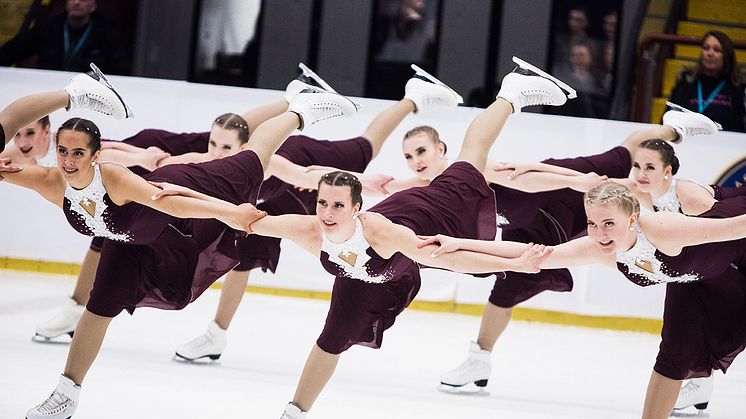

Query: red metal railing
633,33,746,122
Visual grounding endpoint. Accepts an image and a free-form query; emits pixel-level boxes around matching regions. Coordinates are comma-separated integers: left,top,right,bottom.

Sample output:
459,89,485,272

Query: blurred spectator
367,0,438,99
0,0,130,75
554,41,599,93
553,5,597,69
668,31,745,132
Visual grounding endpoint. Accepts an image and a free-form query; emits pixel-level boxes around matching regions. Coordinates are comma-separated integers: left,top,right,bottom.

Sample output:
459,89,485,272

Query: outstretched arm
485,162,608,193
0,162,65,206
102,164,264,232
643,211,746,255
100,146,170,171
360,213,551,274
249,213,321,255
418,233,612,270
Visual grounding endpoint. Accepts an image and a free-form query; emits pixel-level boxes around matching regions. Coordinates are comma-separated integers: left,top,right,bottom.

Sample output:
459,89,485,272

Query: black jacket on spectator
0,11,130,75
668,71,746,133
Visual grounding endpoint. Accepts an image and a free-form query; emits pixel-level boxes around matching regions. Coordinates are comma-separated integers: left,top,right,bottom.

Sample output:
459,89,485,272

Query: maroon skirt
86,150,263,317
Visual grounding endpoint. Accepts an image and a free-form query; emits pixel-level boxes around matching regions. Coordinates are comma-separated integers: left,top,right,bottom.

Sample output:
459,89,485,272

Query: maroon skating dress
489,146,632,307
91,130,210,252
615,197,746,380
64,150,263,317
316,161,497,354
230,134,373,273
1,124,6,152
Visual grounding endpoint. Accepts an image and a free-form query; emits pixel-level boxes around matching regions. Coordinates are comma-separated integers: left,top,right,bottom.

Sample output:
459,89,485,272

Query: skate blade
88,63,135,119
298,63,337,93
31,333,72,344
670,409,709,418
172,353,221,365
665,101,723,131
410,64,464,104
511,56,578,99
438,383,489,396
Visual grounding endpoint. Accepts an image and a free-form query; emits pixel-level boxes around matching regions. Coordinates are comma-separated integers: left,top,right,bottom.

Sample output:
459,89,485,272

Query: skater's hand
492,162,532,180
416,234,462,257
148,181,193,200
361,173,394,195
571,172,608,193
515,243,553,273
141,147,170,171
0,157,22,181
236,203,267,234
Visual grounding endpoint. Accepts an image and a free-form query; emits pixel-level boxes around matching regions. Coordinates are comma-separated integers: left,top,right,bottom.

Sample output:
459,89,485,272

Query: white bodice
35,137,57,168
321,217,390,284
64,163,131,242
651,179,681,213
615,226,700,284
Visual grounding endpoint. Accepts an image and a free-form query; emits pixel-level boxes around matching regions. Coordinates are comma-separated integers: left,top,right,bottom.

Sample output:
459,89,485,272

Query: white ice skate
288,91,358,131
671,376,713,417
284,63,338,103
496,57,575,113
174,321,227,362
33,298,84,343
65,63,133,120
298,63,337,93
280,402,307,419
26,374,80,419
662,107,720,143
404,77,461,113
439,341,491,395
410,64,464,104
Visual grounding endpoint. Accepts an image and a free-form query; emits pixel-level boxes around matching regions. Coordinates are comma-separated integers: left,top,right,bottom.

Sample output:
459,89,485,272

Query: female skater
418,181,746,419
436,110,722,394
1,88,357,418
174,75,461,362
227,64,571,418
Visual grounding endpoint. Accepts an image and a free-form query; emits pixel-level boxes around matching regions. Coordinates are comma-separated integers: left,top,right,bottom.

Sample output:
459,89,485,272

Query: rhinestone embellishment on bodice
616,226,700,285
64,164,131,242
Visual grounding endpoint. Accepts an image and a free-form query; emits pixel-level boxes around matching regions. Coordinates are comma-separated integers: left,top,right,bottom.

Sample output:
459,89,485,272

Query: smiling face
700,35,724,76
14,120,50,160
632,148,671,194
56,130,99,188
402,132,446,181
316,183,360,242
585,204,637,254
207,126,243,160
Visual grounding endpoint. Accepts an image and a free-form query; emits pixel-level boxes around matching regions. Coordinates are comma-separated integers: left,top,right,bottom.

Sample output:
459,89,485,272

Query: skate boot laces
34,391,75,416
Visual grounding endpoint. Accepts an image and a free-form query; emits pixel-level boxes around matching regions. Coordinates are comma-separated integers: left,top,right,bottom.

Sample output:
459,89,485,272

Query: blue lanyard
63,22,93,70
697,79,725,113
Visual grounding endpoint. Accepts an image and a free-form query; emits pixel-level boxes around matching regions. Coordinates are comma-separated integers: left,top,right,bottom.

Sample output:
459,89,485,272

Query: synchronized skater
1,56,743,419
1,67,360,418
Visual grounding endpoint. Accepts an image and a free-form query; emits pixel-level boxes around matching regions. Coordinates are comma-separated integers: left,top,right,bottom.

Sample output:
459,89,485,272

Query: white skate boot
662,108,720,143
33,298,84,343
284,63,336,103
26,374,80,419
280,402,307,419
671,376,713,416
404,77,461,113
64,63,133,120
496,56,574,113
174,320,227,362
439,341,492,394
288,91,358,131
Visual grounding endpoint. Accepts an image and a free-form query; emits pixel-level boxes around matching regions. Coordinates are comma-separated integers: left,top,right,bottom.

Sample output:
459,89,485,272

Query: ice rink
1,271,744,419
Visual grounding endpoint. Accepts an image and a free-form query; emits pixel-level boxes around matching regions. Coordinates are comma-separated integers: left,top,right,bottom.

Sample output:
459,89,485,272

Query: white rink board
2,67,746,321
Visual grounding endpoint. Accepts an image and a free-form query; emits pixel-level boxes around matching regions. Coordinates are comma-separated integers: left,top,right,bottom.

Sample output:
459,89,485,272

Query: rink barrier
2,256,663,335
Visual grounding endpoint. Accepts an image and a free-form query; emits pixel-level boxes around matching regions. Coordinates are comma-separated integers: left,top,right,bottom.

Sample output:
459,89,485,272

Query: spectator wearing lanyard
668,30,745,133
0,0,131,75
